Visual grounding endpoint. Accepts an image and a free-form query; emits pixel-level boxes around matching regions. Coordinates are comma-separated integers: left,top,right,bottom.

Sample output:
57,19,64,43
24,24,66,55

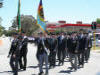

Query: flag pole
17,0,21,33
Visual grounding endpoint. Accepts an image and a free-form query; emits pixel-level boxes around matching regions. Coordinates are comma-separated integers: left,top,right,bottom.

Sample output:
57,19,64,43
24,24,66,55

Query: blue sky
0,0,100,29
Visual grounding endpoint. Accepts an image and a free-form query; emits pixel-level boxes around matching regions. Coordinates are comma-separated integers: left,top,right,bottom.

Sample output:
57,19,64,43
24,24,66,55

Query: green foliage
0,17,5,36
96,18,100,24
0,25,5,36
4,30,18,36
0,17,2,25
11,15,39,36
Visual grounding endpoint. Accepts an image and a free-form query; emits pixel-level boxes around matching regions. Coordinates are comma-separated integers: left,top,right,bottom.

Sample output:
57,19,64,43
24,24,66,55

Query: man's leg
23,54,27,70
78,53,82,66
49,52,52,68
52,52,56,67
14,57,19,75
81,51,85,67
74,54,78,71
19,54,23,69
44,53,49,75
58,49,61,65
10,56,15,71
62,50,66,65
69,53,74,70
87,48,91,61
39,54,44,74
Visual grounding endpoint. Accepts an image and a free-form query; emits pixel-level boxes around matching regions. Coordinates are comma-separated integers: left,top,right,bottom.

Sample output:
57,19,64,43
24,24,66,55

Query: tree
0,0,3,8
0,17,5,36
96,18,100,24
0,17,2,25
12,15,39,36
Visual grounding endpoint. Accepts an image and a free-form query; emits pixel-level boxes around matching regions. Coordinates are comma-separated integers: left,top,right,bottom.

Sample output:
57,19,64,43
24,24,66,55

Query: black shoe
14,73,18,75
82,65,84,68
62,62,64,65
49,65,51,69
19,66,24,70
52,65,55,68
58,62,61,66
79,65,84,68
69,67,74,70
49,66,53,69
74,68,77,72
78,64,81,67
39,72,44,75
85,61,88,63
23,68,26,71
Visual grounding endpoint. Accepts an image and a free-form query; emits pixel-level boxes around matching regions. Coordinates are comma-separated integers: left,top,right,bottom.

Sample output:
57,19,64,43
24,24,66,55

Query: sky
0,0,100,29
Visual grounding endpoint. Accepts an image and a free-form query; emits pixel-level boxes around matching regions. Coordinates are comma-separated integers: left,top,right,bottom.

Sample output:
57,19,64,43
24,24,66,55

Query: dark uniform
77,33,87,67
66,35,71,58
57,35,66,65
37,36,49,75
48,35,57,68
68,34,79,71
19,36,28,70
8,36,22,75
85,35,92,62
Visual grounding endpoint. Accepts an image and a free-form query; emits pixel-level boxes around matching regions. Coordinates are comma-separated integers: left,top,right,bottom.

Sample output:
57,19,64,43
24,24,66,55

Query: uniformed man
68,32,79,71
57,32,66,66
77,30,87,68
37,33,49,75
8,33,23,75
84,33,92,63
19,32,28,70
48,33,57,68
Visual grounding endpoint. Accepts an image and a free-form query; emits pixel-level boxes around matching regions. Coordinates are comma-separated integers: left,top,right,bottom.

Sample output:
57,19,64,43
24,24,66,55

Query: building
46,21,100,32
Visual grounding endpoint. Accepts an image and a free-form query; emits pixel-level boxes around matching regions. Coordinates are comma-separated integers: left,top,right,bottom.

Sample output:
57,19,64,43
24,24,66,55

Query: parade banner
37,0,46,33
17,0,21,32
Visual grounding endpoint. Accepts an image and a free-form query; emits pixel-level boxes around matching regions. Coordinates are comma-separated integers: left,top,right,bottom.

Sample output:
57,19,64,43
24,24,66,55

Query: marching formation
7,30,92,75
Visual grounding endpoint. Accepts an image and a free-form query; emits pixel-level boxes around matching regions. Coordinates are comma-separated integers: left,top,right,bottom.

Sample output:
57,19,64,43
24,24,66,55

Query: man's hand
85,48,87,50
75,50,78,53
7,55,10,58
13,54,16,58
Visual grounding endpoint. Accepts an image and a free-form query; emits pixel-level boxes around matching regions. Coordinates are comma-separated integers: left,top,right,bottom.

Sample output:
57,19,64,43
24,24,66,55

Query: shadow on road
27,65,39,69
59,66,77,74
59,70,73,74
0,71,13,74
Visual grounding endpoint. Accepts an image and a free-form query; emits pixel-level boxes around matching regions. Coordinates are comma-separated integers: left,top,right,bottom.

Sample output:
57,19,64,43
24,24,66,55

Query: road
0,37,100,75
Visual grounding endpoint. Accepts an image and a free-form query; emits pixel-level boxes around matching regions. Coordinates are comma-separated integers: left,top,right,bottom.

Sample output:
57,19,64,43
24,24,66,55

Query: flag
37,0,46,33
17,0,21,32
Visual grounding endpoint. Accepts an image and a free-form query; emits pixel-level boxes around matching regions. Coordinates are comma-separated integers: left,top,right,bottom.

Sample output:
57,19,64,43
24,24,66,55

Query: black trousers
49,51,56,66
19,53,27,69
58,48,66,64
69,53,78,70
78,51,85,66
85,48,91,62
10,56,19,75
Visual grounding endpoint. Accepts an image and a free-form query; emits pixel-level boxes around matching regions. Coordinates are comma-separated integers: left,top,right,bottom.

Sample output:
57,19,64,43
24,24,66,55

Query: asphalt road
0,37,100,75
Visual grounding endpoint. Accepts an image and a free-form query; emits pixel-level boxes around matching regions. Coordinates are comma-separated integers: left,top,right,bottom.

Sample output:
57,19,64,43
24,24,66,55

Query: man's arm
7,43,13,57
